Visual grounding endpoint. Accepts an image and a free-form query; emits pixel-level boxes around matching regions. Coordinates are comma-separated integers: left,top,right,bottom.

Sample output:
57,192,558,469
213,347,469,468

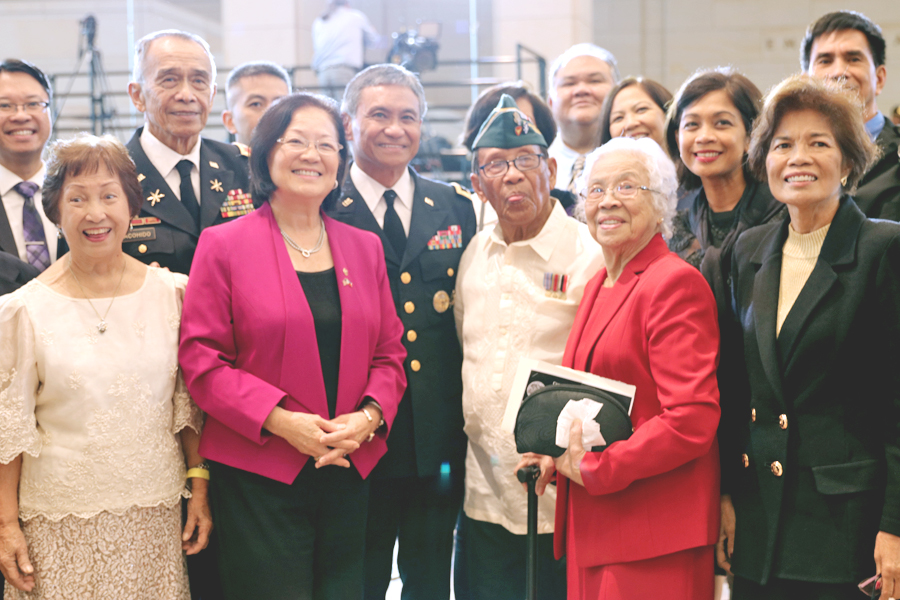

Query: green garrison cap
471,94,548,150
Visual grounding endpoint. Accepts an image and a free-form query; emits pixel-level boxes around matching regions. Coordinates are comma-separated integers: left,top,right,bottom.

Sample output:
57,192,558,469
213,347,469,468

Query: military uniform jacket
124,128,252,274
725,198,900,585
855,118,900,220
327,167,476,478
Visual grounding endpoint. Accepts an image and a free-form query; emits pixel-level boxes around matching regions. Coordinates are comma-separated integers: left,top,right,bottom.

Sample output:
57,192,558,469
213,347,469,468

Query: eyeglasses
276,137,343,156
0,101,50,115
478,154,544,178
582,183,660,203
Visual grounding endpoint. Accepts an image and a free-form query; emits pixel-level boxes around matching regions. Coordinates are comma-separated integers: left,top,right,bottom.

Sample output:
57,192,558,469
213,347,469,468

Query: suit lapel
0,193,18,255
334,174,401,269
126,128,198,237
776,199,864,371
578,235,668,370
750,220,788,405
404,171,450,269
199,143,235,228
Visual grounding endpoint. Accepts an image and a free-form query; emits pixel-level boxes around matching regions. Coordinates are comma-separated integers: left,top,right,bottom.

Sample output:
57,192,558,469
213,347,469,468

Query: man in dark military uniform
124,29,251,275
326,64,476,600
222,60,292,149
802,11,900,219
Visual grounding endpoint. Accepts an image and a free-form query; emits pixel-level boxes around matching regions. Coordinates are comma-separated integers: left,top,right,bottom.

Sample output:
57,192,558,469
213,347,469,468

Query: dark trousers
211,461,369,600
184,497,224,600
453,514,566,600
364,469,464,599
732,575,860,599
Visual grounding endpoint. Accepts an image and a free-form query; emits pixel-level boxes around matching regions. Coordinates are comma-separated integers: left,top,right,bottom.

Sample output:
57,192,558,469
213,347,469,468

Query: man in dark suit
0,252,37,296
326,64,476,600
124,30,250,275
802,10,900,219
0,59,66,269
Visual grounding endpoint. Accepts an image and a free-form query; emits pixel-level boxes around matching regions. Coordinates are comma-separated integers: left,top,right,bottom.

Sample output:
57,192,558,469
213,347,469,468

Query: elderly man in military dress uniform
124,29,251,275
326,63,476,600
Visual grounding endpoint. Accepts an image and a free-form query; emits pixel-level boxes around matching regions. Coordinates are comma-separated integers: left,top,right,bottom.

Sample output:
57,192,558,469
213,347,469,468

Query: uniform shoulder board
451,182,474,201
232,142,251,157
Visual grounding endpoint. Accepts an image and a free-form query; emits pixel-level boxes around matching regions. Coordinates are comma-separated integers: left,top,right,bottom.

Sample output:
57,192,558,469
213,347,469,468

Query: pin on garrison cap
471,93,548,150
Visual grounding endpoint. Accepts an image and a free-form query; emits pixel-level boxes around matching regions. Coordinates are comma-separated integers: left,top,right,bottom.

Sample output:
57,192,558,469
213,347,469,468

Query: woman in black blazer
721,74,900,599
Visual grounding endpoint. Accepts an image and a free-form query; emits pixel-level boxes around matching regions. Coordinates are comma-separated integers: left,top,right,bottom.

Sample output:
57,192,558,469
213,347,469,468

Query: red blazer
555,234,720,566
179,202,406,484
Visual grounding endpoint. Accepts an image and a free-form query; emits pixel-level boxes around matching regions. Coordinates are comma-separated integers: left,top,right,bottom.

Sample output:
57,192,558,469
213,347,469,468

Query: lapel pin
342,277,353,287
343,268,349,275
210,179,224,192
208,161,220,169
137,173,146,183
147,189,165,206
424,197,434,206
342,197,353,207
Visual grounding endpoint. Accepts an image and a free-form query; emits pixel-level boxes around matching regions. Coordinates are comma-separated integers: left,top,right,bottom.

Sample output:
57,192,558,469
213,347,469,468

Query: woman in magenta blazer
523,137,720,599
179,93,406,600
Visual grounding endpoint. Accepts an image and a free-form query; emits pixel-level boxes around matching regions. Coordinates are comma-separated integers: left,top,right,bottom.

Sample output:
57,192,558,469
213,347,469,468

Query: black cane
517,465,541,600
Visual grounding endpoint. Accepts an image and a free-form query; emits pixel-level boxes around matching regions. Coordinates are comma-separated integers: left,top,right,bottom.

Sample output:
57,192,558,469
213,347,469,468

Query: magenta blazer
179,202,407,483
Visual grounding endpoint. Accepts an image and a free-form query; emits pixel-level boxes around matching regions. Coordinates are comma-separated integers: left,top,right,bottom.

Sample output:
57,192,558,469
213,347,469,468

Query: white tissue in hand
556,398,607,449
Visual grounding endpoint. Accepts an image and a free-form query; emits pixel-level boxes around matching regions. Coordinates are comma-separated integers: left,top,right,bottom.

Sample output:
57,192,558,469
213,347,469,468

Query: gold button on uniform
779,414,788,429
742,454,750,468
751,408,757,422
138,244,148,254
771,461,783,477
410,360,421,372
407,330,417,342
401,272,411,284
447,267,454,277
404,301,415,314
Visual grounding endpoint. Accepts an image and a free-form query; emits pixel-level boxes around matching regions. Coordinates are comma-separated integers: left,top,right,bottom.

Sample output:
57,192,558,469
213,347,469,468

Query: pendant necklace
69,256,127,334
281,217,326,258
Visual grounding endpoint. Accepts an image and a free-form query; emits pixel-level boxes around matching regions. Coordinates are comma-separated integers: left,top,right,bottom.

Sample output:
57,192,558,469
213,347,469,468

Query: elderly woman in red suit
178,93,406,600
522,136,721,599
721,76,900,600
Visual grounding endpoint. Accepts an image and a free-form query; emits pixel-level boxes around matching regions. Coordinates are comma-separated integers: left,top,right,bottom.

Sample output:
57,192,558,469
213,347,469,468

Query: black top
297,268,342,419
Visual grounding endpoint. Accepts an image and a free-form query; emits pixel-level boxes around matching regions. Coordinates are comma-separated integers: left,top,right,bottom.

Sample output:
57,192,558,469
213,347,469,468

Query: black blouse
296,268,342,419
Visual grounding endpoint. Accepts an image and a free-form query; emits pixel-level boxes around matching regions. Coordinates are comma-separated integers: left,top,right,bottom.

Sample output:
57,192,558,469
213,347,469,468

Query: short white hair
131,30,216,85
549,43,620,94
578,137,678,238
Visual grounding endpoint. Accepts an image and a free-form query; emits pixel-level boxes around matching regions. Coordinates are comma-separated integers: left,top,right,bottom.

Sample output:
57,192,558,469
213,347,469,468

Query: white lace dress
0,267,202,600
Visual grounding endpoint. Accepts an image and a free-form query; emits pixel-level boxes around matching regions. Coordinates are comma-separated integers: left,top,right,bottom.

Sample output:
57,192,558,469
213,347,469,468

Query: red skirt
566,515,714,600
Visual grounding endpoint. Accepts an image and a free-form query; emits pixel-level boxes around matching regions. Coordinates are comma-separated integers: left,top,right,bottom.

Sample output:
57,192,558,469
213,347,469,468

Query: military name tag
124,227,156,242
433,290,450,313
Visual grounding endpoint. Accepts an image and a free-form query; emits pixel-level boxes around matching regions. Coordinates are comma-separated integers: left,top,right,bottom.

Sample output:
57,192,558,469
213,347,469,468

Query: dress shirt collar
865,111,886,142
0,161,46,197
140,126,201,178
350,162,414,214
486,199,566,262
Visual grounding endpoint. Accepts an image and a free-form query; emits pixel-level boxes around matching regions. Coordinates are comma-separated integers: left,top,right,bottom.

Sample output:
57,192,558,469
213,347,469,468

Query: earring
57,227,63,240
840,175,848,187
333,180,339,190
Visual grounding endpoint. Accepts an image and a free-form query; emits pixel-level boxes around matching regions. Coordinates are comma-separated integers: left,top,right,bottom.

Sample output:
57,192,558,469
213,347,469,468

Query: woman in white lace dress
0,135,211,599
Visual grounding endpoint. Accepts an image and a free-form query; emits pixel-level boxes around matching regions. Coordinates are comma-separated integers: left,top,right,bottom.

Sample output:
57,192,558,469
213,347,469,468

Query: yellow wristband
186,468,210,480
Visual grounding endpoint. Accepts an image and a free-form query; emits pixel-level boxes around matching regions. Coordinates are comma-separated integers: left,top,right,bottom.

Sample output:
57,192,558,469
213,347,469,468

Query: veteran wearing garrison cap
453,95,603,600
326,64,476,600
124,29,251,275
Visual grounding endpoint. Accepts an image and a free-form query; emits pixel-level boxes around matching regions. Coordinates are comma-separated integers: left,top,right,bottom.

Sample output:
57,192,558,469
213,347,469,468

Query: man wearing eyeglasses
0,59,66,273
124,29,250,275
327,63,476,600
453,95,603,600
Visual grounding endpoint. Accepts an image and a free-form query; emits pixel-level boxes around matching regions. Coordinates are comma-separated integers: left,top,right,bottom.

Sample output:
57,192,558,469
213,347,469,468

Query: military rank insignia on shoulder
233,142,251,157
451,182,474,201
427,225,463,250
220,189,254,218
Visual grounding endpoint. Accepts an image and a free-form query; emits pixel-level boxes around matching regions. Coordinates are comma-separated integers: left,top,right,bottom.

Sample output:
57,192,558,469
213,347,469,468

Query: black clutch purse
514,383,633,457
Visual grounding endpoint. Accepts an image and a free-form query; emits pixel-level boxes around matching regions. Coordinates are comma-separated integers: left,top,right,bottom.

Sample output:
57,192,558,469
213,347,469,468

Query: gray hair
131,30,217,85
225,61,292,108
549,43,620,93
341,64,427,118
578,137,678,238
